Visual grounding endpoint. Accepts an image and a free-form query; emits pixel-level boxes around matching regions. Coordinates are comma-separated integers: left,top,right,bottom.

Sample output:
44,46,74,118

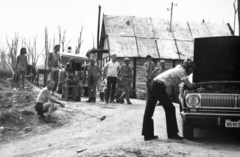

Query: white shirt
104,61,120,77
154,65,188,87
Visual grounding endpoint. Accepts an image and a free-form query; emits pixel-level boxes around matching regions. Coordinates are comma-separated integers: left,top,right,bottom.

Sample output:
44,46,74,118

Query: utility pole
167,2,177,32
97,5,101,49
233,0,238,35
238,0,240,36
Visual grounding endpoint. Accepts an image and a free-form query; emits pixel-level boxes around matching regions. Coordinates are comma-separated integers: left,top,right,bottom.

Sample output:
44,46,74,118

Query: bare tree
21,37,31,63
58,26,71,52
75,24,84,54
22,35,44,68
6,33,19,70
52,33,55,49
0,47,7,69
92,34,95,48
45,27,49,69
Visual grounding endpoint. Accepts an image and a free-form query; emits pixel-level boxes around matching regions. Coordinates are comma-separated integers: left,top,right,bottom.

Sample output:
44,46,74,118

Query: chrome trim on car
181,112,240,117
200,94,240,108
186,93,240,109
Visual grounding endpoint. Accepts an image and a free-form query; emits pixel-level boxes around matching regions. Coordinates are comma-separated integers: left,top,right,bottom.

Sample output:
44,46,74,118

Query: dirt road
0,98,240,157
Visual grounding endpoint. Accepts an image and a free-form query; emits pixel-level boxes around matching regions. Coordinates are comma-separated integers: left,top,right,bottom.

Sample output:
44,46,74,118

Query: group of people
26,44,197,140
83,54,133,105
34,46,134,123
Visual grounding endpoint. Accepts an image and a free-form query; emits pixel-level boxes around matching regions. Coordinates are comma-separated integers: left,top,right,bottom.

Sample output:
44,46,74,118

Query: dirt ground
0,77,240,157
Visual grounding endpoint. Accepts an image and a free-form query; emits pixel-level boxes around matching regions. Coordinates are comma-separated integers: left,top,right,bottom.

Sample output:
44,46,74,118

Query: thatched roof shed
100,14,232,59
99,14,233,100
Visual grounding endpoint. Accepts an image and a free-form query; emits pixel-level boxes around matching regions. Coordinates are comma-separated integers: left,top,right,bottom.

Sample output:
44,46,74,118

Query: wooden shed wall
113,57,183,102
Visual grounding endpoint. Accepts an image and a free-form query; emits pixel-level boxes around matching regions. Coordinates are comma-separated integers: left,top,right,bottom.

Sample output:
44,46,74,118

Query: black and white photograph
0,0,239,156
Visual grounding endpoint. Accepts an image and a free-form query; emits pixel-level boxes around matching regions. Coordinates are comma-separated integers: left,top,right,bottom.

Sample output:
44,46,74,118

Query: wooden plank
104,15,135,37
132,16,154,38
108,37,138,57
137,38,159,58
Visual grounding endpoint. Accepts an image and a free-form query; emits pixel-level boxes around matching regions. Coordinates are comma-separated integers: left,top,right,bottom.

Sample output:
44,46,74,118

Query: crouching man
35,79,65,123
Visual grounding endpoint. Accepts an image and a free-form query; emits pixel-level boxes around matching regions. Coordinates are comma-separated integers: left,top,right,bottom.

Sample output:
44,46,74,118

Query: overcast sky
0,0,238,60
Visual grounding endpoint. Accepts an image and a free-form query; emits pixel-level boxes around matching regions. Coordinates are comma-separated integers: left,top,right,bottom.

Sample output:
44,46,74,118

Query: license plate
225,120,240,128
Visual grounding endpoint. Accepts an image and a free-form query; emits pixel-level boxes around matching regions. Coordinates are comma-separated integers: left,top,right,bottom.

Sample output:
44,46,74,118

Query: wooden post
170,2,173,32
45,27,49,69
97,5,101,48
133,58,137,90
238,0,240,36
37,69,49,87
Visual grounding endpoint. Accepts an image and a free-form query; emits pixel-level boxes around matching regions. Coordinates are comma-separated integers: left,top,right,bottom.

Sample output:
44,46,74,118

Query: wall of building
109,57,184,102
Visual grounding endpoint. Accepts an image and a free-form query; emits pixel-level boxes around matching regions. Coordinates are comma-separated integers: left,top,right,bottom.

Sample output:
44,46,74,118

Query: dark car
180,36,240,139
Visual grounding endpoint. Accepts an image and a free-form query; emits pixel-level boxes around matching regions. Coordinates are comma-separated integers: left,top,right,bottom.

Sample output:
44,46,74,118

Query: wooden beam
130,16,140,57
133,58,137,90
238,0,240,36
97,5,101,48
150,17,160,58
92,49,109,53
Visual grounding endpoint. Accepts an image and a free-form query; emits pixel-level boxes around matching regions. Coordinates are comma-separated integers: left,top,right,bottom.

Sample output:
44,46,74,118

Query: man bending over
35,79,65,123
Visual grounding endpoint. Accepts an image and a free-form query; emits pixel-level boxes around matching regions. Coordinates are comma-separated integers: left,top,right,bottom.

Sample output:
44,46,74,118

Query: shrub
0,67,12,78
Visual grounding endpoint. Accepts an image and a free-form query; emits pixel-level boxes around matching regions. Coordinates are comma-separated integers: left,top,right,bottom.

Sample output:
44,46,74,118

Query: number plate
225,120,240,128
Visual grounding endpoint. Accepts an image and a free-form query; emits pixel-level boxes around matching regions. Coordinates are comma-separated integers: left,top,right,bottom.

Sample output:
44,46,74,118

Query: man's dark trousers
105,77,117,102
142,81,179,137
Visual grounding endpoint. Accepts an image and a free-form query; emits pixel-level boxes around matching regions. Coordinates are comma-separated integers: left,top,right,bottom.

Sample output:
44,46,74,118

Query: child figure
99,78,107,101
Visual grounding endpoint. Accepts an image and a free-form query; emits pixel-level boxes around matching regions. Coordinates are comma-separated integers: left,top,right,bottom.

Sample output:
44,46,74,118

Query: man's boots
127,99,132,105
74,96,81,102
45,115,56,123
85,97,92,102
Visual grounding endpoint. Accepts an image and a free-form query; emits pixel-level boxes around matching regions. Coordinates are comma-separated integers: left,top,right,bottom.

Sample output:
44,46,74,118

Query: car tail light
186,94,200,108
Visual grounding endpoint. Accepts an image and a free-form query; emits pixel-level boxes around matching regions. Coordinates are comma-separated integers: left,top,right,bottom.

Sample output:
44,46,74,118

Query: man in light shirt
35,79,65,123
142,59,197,141
103,54,121,104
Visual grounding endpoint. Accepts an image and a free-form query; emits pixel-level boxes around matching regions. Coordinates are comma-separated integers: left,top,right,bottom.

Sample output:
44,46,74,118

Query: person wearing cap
150,60,168,80
67,46,72,53
142,59,198,141
118,57,133,104
83,57,101,103
144,55,155,100
178,58,194,109
103,54,121,104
